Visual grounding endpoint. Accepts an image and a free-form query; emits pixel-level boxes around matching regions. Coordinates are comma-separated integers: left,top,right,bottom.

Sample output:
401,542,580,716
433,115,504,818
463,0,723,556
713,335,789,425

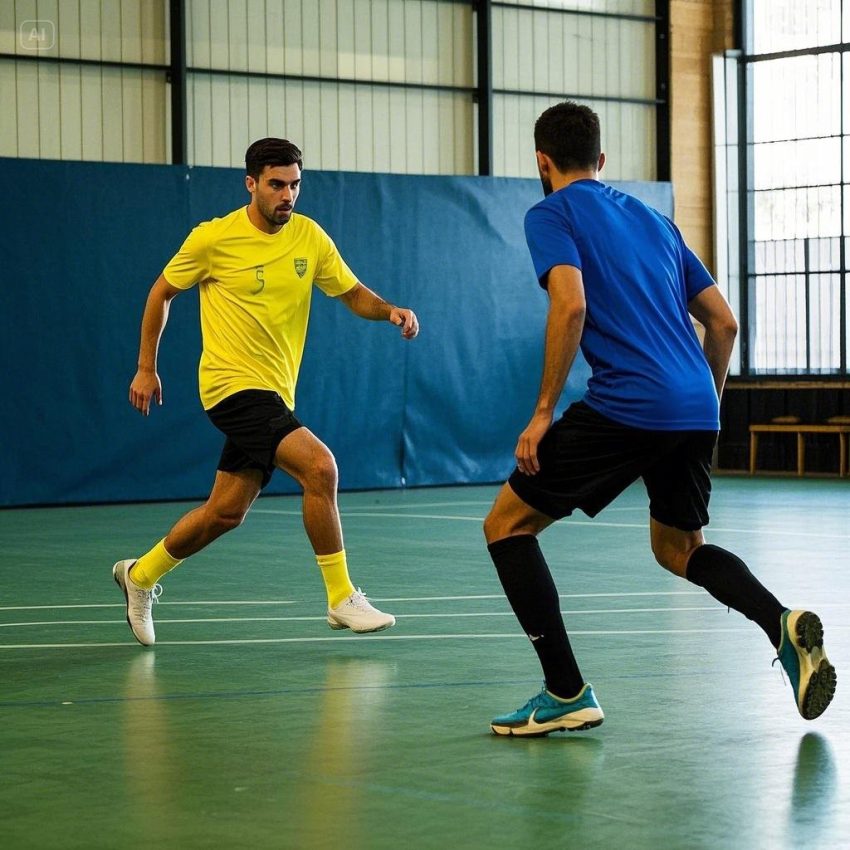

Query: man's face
247,164,302,227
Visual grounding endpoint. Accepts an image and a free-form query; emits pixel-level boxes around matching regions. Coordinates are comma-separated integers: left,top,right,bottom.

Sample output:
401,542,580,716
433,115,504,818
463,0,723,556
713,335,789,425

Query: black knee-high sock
487,534,585,699
686,544,786,647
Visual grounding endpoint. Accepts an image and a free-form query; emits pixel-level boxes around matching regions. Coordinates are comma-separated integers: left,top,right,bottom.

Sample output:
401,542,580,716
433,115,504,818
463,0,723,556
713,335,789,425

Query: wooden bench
748,424,850,476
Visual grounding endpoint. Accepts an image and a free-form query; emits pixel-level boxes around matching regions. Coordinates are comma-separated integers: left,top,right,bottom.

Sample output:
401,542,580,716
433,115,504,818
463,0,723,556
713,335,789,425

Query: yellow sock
129,539,183,590
317,550,356,609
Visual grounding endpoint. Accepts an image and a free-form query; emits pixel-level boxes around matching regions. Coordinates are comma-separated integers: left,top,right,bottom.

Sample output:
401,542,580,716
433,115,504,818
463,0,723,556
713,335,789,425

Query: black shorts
206,390,303,488
508,401,717,531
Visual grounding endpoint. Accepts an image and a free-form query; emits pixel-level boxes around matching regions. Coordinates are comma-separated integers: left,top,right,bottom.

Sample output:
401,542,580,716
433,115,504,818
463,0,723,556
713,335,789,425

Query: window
739,0,848,375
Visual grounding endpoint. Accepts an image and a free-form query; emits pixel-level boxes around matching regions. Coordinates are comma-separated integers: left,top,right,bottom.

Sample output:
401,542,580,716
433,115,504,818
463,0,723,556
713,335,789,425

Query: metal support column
169,0,187,165
475,0,493,176
655,0,670,182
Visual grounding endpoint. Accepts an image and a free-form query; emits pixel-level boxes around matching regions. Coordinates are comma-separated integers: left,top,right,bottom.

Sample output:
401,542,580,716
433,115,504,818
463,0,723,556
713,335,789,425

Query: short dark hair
245,138,303,179
534,102,601,172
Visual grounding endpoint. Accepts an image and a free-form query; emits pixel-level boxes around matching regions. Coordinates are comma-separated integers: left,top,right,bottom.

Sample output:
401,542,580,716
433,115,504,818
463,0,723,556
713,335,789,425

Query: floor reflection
289,657,395,846
789,731,837,845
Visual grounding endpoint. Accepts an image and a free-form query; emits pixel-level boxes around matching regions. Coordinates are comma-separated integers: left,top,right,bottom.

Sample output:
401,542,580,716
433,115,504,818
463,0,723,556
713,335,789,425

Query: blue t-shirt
524,180,719,430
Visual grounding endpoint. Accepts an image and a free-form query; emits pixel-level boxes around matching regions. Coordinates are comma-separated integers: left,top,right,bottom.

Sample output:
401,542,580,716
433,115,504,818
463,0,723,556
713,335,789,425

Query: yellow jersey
163,207,358,410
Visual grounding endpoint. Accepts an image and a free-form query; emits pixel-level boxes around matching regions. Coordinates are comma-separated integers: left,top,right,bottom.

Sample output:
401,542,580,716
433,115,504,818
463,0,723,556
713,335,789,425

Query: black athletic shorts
205,389,303,488
508,401,717,531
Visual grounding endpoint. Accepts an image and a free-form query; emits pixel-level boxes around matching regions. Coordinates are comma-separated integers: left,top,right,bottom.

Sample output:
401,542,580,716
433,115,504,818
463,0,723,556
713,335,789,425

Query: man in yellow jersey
113,137,419,646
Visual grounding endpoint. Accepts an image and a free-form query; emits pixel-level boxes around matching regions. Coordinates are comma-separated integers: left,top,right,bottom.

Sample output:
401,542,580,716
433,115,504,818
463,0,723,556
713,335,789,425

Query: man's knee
482,510,502,544
483,506,542,545
303,450,338,494
651,538,700,577
205,503,250,536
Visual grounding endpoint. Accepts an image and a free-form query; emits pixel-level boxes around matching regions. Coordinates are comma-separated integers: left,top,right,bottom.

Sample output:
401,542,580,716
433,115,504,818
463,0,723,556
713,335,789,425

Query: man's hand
389,307,419,339
515,410,553,475
129,369,163,416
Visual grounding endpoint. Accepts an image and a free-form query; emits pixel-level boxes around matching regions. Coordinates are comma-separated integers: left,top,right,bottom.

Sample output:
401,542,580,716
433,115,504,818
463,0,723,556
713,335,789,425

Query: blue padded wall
0,158,672,506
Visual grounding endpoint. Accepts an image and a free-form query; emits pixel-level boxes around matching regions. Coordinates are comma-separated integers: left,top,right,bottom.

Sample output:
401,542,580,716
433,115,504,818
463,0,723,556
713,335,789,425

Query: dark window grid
751,133,844,145
746,269,846,374
741,0,848,375
751,183,845,192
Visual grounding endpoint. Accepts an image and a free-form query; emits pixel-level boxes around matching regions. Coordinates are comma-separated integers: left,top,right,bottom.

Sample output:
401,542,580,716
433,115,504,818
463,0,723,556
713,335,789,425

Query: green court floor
1,478,848,849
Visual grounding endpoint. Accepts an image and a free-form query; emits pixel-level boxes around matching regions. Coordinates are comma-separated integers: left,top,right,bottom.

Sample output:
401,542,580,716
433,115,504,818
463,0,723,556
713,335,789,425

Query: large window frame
734,0,849,377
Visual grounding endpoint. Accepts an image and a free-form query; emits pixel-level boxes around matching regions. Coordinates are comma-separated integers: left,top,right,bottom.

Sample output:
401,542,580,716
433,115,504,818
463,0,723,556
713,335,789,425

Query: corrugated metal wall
186,0,474,173
1,0,656,178
0,0,169,163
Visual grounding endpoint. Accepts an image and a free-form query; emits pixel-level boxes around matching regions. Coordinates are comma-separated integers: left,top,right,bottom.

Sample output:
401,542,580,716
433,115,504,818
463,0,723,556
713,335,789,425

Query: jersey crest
294,258,308,278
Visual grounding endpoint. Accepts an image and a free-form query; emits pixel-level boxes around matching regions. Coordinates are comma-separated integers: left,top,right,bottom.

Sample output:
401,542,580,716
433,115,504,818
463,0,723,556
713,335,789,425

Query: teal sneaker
775,610,836,720
491,684,604,737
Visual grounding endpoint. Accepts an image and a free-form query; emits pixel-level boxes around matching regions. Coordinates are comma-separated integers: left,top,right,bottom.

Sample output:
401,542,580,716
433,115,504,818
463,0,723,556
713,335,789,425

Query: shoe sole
327,617,395,634
113,560,154,647
790,611,837,720
490,716,604,737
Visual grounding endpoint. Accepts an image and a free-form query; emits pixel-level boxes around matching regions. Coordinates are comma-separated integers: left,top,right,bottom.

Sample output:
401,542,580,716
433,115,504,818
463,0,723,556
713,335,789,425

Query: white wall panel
353,0,372,79
0,3,17,54
319,0,339,78
14,61,40,156
405,88,425,172
494,93,655,181
493,6,654,100
246,0,266,73
188,0,472,88
58,64,83,160
228,74,249,166
0,63,19,156
187,0,211,67
498,0,654,14
101,70,125,162
227,2,249,72
187,73,473,175
247,76,270,146
80,67,104,160
301,1,321,76
37,63,61,159
141,72,167,161
101,1,126,63
209,74,231,166
139,0,166,64
337,0,356,78
354,86,375,170
79,0,103,60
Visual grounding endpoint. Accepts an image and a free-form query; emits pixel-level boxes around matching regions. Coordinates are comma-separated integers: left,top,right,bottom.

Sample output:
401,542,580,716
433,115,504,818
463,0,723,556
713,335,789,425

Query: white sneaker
327,589,396,634
113,559,161,646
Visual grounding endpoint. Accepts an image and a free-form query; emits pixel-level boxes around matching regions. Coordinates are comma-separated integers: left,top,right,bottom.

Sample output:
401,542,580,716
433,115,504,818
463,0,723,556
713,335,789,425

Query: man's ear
597,152,605,173
245,175,256,193
536,150,550,176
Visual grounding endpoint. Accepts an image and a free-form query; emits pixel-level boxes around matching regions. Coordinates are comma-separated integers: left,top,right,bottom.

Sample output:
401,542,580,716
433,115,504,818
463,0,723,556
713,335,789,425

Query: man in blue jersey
483,101,836,736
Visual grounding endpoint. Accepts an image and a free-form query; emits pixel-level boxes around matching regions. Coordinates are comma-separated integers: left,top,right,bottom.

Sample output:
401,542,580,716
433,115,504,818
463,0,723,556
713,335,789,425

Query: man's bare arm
129,274,183,416
337,282,419,339
688,284,738,400
515,264,586,476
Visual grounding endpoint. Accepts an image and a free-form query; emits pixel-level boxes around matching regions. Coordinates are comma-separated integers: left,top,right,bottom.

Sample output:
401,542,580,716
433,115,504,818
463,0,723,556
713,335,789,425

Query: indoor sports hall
1,2,848,849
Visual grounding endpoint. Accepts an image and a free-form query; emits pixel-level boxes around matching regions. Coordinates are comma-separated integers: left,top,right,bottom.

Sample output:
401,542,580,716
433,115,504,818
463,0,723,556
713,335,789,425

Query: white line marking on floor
0,601,297,612
2,625,848,649
380,591,707,602
0,606,745,628
0,591,706,613
344,500,496,510
253,509,850,540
